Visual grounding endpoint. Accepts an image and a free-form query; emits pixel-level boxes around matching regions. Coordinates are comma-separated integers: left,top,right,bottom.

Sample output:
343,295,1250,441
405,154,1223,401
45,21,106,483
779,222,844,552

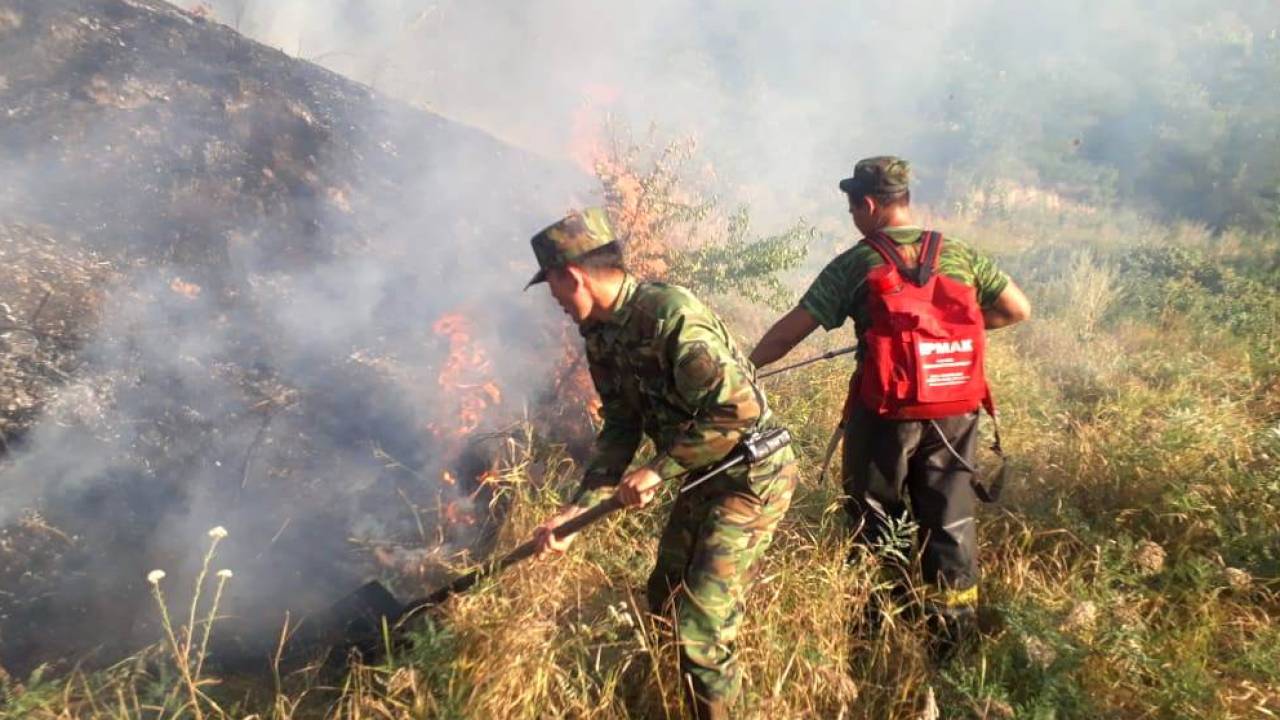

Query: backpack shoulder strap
916,230,944,285
863,232,914,279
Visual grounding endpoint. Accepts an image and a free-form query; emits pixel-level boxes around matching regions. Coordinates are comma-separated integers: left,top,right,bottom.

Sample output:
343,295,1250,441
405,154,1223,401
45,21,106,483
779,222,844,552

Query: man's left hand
615,467,663,508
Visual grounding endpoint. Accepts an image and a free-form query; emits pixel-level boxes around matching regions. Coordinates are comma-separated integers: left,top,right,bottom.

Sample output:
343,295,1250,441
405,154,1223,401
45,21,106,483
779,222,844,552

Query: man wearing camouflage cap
750,157,1031,655
526,207,797,719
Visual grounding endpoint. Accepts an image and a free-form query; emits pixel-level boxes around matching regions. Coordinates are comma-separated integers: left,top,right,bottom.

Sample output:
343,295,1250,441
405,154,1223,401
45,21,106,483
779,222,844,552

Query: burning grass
3,0,592,685
4,201,1278,719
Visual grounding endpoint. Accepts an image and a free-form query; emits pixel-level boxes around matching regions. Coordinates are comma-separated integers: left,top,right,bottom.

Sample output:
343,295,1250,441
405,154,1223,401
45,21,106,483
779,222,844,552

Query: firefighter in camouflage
750,157,1032,656
527,208,797,720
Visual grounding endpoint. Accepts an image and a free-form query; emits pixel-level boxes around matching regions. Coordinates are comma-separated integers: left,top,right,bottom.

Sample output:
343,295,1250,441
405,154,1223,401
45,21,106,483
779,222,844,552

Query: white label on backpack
919,339,973,357
917,338,976,388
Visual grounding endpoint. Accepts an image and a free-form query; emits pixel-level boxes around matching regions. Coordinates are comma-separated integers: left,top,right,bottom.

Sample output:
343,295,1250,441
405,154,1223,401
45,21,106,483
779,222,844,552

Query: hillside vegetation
3,2,1280,718
4,193,1277,719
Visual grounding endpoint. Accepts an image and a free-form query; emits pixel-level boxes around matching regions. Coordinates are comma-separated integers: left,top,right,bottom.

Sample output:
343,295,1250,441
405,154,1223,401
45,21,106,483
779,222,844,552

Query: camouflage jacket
573,274,775,504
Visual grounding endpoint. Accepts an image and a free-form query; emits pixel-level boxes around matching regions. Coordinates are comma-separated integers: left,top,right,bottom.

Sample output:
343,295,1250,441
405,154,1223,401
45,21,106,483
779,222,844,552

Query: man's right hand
533,505,587,558
750,306,820,368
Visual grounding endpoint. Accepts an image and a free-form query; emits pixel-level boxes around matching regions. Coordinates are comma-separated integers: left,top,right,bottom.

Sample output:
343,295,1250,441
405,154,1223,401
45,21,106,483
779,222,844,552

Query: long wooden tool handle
484,494,626,571
395,496,627,624
758,345,856,379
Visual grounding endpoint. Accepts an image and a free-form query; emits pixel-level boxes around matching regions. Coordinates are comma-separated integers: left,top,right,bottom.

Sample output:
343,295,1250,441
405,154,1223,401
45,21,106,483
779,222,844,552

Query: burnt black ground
0,0,585,676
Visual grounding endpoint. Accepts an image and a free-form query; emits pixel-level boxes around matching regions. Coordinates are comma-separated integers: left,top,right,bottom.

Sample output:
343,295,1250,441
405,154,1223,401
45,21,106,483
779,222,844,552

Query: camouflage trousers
646,448,797,707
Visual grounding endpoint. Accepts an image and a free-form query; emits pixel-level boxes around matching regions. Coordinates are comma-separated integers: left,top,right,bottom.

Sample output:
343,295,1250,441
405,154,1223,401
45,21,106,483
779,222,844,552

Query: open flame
442,498,477,527
430,312,502,438
370,310,508,576
550,325,602,422
413,114,700,540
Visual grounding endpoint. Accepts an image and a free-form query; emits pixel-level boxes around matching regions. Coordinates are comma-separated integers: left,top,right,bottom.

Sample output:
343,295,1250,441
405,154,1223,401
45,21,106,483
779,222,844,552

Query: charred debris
0,0,584,675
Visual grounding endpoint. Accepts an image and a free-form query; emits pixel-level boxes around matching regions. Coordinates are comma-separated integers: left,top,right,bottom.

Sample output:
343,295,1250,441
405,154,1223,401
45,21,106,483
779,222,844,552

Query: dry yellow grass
4,203,1279,719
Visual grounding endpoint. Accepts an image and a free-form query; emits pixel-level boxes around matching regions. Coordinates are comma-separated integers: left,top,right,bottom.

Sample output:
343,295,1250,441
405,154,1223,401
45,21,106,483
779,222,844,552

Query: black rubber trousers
842,405,981,607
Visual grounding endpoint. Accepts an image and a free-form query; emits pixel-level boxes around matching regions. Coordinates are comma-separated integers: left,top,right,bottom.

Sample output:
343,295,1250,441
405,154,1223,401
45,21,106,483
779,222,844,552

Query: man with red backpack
750,156,1030,654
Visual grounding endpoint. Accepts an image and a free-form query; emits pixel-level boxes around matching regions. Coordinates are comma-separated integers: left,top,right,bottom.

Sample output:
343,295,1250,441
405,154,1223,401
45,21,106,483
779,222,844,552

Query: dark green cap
838,156,910,198
525,207,617,289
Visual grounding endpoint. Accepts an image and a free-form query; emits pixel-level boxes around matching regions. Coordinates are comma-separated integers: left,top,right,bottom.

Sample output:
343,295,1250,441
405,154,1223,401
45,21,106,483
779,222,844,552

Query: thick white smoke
203,0,1280,228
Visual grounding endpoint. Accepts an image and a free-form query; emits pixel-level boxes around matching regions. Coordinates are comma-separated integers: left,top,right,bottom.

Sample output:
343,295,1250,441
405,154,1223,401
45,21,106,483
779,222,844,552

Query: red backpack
855,230,994,420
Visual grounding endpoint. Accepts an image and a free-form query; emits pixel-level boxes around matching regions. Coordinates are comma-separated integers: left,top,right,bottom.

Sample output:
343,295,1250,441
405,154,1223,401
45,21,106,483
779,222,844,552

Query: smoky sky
204,0,1280,228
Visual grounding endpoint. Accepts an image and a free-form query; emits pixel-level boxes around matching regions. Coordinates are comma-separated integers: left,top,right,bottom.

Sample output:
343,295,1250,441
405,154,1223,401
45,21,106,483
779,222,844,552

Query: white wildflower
216,569,233,579
147,569,166,584
207,525,228,539
605,602,637,630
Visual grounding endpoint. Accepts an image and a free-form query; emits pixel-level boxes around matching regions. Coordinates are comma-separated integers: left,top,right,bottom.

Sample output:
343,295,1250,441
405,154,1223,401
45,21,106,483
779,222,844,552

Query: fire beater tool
757,345,856,379
301,427,792,658
756,345,856,482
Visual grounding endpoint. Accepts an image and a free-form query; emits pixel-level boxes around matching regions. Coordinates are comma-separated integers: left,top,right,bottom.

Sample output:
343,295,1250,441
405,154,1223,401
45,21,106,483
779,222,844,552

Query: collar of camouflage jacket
597,273,639,328
872,225,924,244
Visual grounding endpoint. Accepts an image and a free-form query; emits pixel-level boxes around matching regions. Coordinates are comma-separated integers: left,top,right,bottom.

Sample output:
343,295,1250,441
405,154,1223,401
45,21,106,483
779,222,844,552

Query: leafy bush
592,125,811,310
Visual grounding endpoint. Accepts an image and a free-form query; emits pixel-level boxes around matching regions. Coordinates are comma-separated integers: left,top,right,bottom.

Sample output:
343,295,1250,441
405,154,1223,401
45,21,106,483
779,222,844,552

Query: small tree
593,123,811,310
537,123,813,453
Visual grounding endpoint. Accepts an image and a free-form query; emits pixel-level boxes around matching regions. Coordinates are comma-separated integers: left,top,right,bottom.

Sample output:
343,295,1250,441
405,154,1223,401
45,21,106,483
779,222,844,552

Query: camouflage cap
838,156,910,198
525,207,617,289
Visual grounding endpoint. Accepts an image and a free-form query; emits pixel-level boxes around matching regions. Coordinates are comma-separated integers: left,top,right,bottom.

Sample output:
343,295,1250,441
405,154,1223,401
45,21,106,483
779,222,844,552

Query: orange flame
442,500,476,527
431,312,503,438
551,327,602,422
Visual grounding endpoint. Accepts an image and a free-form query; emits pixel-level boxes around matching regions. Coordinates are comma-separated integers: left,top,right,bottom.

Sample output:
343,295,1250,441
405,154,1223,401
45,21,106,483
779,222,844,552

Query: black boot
691,696,729,720
926,605,977,664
